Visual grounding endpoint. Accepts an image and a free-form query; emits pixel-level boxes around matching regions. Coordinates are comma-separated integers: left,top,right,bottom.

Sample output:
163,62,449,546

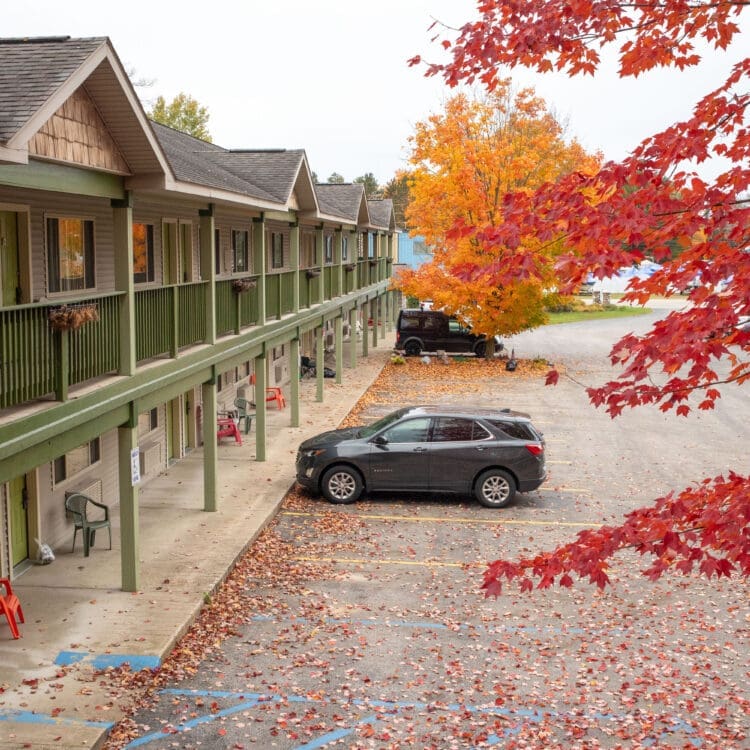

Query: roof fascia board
0,145,27,165
164,179,289,214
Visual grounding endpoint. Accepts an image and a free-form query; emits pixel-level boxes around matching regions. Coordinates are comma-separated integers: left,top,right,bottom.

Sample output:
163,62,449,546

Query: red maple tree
411,2,750,594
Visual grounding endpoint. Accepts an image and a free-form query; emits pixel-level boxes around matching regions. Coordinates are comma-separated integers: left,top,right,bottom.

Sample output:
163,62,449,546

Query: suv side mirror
373,435,388,446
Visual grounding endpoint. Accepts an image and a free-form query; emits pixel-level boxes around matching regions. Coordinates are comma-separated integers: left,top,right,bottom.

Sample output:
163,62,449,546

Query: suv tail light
525,443,544,456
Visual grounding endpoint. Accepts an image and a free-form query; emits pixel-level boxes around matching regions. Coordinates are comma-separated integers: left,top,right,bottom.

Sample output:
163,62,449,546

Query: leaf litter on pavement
101,358,749,748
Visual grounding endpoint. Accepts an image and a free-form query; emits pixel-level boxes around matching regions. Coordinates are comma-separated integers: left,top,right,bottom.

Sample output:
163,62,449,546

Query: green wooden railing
135,287,173,361
298,270,310,309
0,305,56,408
69,295,120,384
1,293,122,408
2,258,389,410
178,282,207,348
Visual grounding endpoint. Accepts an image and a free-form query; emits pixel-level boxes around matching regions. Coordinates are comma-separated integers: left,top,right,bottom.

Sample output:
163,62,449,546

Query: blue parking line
292,714,379,750
55,650,161,670
0,709,112,729
126,698,265,748
141,689,701,748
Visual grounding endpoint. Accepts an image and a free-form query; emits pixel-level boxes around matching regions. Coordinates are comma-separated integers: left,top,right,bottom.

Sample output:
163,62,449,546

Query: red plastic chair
1,578,24,639
265,387,286,410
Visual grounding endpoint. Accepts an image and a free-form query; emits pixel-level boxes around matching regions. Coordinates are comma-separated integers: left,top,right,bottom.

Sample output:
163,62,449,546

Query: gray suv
395,309,499,357
296,405,546,508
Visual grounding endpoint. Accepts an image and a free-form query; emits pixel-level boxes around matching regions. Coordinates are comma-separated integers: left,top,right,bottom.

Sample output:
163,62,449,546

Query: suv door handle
475,446,487,451
413,447,428,452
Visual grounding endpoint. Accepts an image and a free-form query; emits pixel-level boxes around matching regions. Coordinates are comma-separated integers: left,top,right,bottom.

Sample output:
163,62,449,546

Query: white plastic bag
35,538,55,564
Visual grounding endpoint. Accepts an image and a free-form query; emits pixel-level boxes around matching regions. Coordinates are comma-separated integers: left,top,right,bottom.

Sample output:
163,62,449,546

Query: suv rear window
488,420,538,441
399,315,421,330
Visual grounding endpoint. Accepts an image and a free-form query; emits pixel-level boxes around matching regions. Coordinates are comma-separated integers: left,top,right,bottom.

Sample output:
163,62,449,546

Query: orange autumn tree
410,2,750,594
396,88,600,342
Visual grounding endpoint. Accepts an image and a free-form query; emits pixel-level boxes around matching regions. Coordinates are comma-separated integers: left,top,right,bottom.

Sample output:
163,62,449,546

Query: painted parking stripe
55,651,161,670
282,510,596,528
292,714,379,750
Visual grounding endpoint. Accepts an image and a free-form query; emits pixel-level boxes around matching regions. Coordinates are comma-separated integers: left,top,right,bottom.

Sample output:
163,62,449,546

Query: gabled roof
151,121,318,211
0,36,170,175
0,36,105,141
367,198,395,231
315,183,371,225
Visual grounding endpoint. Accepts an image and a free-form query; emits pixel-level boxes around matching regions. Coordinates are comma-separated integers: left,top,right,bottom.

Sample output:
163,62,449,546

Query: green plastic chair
233,398,255,434
65,493,112,557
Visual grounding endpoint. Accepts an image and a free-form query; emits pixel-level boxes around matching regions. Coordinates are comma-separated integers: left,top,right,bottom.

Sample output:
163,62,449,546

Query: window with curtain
46,217,95,292
133,223,155,283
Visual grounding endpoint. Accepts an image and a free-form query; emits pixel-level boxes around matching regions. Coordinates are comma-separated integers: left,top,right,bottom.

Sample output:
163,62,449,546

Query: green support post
349,307,358,370
202,377,218,512
372,296,379,348
334,316,343,384
252,217,267,326
112,193,135,375
199,206,217,345
254,352,267,461
118,406,139,592
350,231,358,291
289,222,300,314
290,337,300,427
362,302,369,358
316,327,325,402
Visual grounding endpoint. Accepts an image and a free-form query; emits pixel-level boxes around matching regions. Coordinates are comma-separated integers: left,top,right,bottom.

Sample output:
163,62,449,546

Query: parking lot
118,309,750,748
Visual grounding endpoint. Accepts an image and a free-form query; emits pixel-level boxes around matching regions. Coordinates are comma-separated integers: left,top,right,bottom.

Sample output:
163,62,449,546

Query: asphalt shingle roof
315,183,366,222
0,36,107,142
152,122,308,206
367,198,394,229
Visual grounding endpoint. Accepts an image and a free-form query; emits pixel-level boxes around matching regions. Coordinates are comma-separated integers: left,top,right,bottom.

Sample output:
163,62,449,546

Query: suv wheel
321,465,363,504
404,340,422,357
475,469,515,508
473,341,487,358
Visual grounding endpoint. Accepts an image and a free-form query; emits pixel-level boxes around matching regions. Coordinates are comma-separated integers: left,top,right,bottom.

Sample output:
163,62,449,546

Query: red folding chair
1,578,24,639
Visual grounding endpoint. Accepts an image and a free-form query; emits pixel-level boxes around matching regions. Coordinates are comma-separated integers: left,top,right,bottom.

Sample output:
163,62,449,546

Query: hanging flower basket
48,303,99,332
368,259,378,267
344,263,356,272
306,269,321,279
232,278,257,294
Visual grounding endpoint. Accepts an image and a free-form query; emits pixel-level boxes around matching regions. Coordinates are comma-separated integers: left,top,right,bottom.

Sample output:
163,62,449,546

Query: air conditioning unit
274,364,283,383
237,386,248,400
139,442,162,477
325,331,335,349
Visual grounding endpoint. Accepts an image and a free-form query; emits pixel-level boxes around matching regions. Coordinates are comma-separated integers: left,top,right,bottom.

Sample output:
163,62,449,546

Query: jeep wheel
404,340,422,357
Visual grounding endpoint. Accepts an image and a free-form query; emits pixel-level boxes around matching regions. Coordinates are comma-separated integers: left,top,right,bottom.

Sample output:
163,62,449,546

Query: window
53,438,100,484
271,232,284,269
301,232,316,267
432,418,489,442
324,235,333,263
133,223,155,283
138,408,158,436
232,229,249,273
489,420,539,441
358,233,365,259
46,217,95,292
342,236,348,261
382,417,431,444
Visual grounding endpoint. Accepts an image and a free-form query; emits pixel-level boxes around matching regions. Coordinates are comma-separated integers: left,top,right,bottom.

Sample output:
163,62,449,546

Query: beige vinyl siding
0,186,114,302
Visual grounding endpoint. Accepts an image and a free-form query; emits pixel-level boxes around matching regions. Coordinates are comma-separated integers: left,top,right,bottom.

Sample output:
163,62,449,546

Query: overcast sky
5,1,748,185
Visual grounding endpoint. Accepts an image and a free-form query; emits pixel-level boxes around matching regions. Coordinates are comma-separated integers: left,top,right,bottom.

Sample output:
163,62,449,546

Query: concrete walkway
0,333,395,749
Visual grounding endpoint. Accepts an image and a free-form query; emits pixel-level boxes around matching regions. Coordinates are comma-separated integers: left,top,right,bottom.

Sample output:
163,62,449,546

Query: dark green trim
0,161,125,199
198,204,215,217
111,191,134,209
